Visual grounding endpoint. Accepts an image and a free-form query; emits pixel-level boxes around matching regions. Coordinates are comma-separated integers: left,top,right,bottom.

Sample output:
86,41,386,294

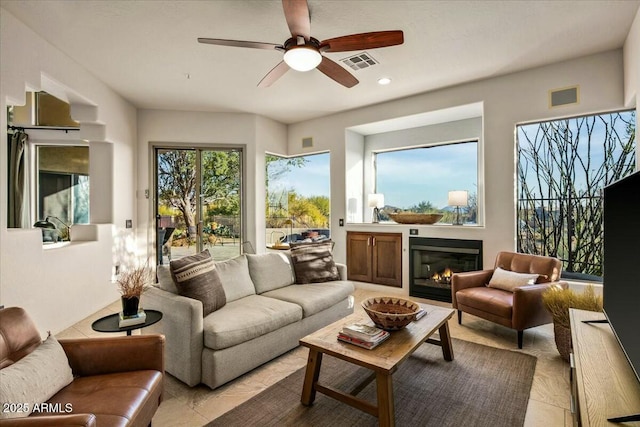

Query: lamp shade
283,47,322,72
448,190,468,207
368,193,385,208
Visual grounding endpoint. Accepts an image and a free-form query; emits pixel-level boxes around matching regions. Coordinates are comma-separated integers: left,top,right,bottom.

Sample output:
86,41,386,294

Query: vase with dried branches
116,263,151,317
542,284,603,362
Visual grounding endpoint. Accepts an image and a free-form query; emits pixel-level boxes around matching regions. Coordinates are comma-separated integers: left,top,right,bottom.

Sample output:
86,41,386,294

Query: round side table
91,309,162,336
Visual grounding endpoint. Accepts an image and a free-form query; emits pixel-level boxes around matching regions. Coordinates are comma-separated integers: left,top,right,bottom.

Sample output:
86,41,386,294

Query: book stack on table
338,323,390,349
119,309,146,328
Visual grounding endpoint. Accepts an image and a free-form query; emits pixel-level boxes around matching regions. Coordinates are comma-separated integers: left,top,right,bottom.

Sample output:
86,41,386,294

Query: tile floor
56,285,573,427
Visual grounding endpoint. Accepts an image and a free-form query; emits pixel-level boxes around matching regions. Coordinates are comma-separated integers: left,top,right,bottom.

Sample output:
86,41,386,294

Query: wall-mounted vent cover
340,52,378,71
302,137,313,148
549,86,579,108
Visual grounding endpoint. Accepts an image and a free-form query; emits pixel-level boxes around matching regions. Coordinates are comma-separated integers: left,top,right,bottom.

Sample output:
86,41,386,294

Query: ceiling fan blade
257,61,290,88
320,30,404,52
282,0,311,40
198,38,282,51
317,57,358,88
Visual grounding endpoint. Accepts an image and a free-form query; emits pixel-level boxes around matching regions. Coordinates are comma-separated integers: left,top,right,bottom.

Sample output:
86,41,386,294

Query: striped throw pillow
170,250,226,316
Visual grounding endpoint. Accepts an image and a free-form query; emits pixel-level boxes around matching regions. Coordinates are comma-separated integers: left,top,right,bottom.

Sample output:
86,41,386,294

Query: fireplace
409,237,483,302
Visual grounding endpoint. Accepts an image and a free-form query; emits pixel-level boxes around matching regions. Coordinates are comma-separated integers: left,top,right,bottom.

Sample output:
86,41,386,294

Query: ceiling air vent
340,52,379,71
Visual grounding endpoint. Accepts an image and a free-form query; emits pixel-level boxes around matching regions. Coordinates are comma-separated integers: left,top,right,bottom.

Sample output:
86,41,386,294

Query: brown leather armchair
0,307,164,426
451,251,567,348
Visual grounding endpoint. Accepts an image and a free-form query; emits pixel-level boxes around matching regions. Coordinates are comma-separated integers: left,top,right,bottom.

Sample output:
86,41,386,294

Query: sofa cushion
488,267,539,292
170,250,226,316
156,265,178,294
456,287,514,319
203,295,302,350
45,370,163,425
290,241,340,284
246,253,295,294
0,334,74,419
215,255,256,302
262,281,354,318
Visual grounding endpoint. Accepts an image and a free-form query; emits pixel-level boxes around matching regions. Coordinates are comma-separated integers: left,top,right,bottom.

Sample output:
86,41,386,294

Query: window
36,145,90,226
266,152,331,245
516,110,636,280
374,141,478,224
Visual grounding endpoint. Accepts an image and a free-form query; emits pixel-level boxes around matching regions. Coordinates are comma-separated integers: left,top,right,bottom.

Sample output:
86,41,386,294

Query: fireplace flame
431,267,453,284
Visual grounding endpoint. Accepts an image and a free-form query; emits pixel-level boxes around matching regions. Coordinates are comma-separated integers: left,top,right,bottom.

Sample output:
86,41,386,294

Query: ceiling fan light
284,46,322,72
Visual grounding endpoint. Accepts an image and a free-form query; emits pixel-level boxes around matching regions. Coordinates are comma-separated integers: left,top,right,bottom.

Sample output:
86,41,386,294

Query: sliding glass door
155,146,242,264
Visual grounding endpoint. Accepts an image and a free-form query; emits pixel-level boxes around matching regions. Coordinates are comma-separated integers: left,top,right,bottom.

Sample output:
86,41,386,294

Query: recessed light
377,77,392,85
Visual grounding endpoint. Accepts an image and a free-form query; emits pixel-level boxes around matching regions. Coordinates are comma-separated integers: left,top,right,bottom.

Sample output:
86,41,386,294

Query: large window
374,141,478,224
516,110,636,279
266,152,331,245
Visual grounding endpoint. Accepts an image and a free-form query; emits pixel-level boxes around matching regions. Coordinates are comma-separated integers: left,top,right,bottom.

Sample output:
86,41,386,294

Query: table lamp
368,193,385,223
448,190,468,225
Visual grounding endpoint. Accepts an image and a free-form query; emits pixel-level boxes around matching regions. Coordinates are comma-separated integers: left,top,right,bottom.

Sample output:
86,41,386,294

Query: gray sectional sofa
143,252,354,389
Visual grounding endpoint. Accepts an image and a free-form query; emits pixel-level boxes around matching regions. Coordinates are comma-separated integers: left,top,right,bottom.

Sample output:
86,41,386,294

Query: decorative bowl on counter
362,296,422,330
388,212,443,224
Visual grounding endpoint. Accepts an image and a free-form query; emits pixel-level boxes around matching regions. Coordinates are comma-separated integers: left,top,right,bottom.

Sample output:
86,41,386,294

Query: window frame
370,138,481,225
29,139,90,226
265,151,332,245
515,109,636,281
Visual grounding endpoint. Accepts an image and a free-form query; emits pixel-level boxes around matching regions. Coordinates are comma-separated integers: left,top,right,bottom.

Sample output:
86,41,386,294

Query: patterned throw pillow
290,241,340,284
170,250,226,316
0,334,73,419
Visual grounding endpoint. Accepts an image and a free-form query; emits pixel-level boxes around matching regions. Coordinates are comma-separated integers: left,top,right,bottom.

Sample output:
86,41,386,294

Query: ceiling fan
197,0,404,88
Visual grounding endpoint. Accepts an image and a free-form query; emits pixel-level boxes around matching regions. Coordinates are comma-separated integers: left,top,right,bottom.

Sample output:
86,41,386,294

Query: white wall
288,50,629,290
1,8,136,334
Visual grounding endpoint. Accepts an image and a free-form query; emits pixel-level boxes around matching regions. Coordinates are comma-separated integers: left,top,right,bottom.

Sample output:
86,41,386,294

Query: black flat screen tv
603,170,640,389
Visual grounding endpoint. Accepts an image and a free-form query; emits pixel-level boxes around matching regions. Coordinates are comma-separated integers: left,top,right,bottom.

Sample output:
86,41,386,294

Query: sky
375,143,477,209
269,153,331,198
269,142,478,210
517,111,636,195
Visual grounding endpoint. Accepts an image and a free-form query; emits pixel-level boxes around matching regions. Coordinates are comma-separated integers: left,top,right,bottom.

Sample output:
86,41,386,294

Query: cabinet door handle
367,236,371,246
372,237,376,246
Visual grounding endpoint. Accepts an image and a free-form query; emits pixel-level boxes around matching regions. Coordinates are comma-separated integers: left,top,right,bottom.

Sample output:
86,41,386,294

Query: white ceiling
2,0,639,125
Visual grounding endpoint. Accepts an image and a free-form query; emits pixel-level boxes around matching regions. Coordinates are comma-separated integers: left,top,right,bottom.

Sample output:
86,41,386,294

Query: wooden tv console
569,308,640,426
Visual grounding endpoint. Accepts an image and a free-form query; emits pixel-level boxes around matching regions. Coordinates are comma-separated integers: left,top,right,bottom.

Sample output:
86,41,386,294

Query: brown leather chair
0,307,164,426
451,251,566,348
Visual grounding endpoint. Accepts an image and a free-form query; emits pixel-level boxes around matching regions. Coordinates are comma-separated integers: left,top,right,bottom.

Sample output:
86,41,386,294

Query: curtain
8,130,29,228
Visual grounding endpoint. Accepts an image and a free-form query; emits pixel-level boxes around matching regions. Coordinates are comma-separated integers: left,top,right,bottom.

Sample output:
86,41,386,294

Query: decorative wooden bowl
388,212,443,224
362,297,421,331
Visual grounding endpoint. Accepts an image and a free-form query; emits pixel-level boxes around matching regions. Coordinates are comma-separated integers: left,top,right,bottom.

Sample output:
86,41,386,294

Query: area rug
207,339,537,427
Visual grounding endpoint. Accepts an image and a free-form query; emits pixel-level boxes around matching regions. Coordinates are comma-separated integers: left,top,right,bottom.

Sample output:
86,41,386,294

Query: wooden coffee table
299,303,454,427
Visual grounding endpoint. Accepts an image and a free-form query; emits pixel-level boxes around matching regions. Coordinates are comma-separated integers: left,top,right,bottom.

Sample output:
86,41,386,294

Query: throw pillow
487,267,539,292
214,255,256,302
156,264,179,294
0,334,74,419
170,249,226,316
290,241,340,284
289,239,332,249
246,253,295,294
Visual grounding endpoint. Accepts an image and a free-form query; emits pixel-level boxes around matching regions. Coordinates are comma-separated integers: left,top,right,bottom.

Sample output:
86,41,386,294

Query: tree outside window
516,110,636,279
266,153,330,244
